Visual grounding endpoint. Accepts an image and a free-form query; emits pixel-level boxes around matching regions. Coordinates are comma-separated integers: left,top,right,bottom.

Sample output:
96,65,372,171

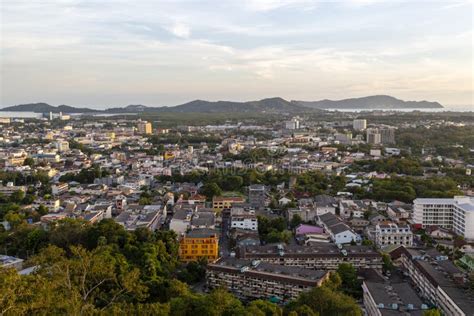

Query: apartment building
207,258,329,303
248,184,266,209
212,196,246,212
230,207,258,231
51,182,69,196
353,119,367,131
0,182,26,197
392,247,473,316
363,276,429,316
413,196,474,241
239,243,382,271
375,223,413,248
137,120,152,134
179,228,219,263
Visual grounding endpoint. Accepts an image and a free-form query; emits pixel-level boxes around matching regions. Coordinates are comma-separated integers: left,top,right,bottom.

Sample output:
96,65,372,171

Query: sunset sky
1,0,473,108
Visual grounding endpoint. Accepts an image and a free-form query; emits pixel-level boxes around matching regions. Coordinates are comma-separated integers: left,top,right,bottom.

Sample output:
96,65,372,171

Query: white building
230,207,258,231
375,223,413,248
413,196,474,241
353,119,367,131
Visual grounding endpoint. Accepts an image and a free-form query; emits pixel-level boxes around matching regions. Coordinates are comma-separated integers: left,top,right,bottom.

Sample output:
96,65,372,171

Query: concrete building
212,196,246,212
239,243,382,271
413,196,474,241
51,182,69,196
375,223,413,248
367,128,382,145
137,120,152,134
207,258,329,303
248,184,266,209
179,228,219,263
230,207,258,231
0,182,26,197
114,205,164,231
392,247,473,316
353,119,367,131
318,212,360,244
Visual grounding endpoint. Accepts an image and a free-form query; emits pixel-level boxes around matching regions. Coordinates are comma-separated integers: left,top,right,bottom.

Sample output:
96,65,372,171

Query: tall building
285,117,300,130
413,196,474,241
366,128,382,145
353,119,367,131
137,120,152,134
380,127,396,145
179,228,219,263
248,184,266,209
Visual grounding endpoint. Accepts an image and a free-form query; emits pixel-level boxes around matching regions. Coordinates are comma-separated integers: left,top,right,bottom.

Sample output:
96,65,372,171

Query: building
366,128,382,145
137,120,152,134
0,255,24,270
353,119,367,131
391,246,473,316
0,182,26,197
363,275,429,316
114,205,164,231
374,223,413,248
239,243,382,271
380,127,396,145
179,228,219,263
413,196,474,241
207,258,329,303
212,196,246,212
248,184,266,209
55,140,70,152
318,212,360,244
51,182,69,196
285,117,300,130
230,207,258,231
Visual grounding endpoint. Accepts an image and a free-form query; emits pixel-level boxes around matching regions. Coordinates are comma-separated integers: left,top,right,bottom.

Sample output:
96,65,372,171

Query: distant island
292,95,443,109
1,95,443,114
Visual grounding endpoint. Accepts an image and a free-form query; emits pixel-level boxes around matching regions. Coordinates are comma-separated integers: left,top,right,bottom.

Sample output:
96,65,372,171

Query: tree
23,158,35,167
199,182,222,200
336,263,361,298
290,214,303,229
382,253,394,273
423,309,441,316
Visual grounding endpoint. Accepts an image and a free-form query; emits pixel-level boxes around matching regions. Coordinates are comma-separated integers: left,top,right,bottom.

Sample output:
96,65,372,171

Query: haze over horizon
1,0,473,109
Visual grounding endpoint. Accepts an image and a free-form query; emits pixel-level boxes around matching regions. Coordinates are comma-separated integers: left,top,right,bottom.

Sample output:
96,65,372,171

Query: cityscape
1,1,473,316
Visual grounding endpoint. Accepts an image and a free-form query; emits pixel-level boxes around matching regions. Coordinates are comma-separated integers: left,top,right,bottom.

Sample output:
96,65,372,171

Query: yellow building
137,121,152,134
212,196,246,212
179,229,219,263
164,151,175,160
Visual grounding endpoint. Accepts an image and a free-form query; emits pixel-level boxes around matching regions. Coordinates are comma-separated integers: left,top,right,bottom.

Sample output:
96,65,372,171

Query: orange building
179,229,219,263
212,196,246,212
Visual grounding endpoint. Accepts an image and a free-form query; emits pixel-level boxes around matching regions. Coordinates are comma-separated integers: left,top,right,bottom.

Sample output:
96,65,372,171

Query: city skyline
1,0,473,108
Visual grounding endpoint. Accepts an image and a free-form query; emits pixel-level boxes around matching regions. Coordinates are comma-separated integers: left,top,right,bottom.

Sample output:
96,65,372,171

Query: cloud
166,22,191,38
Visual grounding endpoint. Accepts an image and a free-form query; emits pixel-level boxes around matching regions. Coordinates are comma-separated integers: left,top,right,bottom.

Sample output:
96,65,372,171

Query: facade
230,207,258,231
393,247,473,316
248,184,266,209
318,212,359,244
366,128,382,145
137,121,152,134
374,223,413,248
52,182,69,196
207,258,329,303
212,196,246,212
179,228,219,263
413,196,474,241
353,119,367,131
0,183,26,197
239,243,382,271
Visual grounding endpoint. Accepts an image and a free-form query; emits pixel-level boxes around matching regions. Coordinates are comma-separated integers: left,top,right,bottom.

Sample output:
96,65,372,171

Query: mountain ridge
1,95,443,113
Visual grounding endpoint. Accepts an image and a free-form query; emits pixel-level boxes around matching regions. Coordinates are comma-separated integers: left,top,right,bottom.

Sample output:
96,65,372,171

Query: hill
1,102,99,113
292,95,443,109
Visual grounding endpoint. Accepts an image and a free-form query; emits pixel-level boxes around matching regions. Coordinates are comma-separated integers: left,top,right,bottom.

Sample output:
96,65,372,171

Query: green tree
336,263,361,298
199,182,222,200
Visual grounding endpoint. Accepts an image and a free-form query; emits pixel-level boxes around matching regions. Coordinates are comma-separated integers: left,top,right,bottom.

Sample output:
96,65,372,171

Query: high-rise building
413,196,474,241
366,128,382,145
353,119,367,131
137,120,152,134
380,127,396,145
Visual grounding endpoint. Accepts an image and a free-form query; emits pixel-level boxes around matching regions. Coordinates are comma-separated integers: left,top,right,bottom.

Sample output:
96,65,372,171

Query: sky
1,0,473,109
